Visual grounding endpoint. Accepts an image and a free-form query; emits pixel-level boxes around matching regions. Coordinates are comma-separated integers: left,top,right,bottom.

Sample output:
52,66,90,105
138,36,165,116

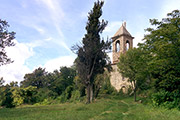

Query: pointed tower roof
112,22,133,40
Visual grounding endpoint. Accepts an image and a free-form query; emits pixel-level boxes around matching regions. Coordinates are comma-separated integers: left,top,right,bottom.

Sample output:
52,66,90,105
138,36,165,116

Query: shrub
40,98,53,105
152,90,180,109
11,87,25,106
70,90,81,101
64,86,73,99
35,88,57,103
97,72,116,96
1,87,14,108
57,93,67,103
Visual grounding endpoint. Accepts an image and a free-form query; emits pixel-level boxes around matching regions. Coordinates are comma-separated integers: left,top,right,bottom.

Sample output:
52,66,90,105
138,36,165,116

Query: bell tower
110,22,134,92
112,22,134,64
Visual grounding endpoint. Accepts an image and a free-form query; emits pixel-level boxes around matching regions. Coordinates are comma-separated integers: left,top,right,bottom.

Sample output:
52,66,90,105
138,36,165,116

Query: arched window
121,86,126,93
115,40,120,52
126,40,130,51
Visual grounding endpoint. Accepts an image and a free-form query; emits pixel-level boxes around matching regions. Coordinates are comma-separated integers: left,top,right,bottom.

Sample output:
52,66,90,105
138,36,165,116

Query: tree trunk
86,84,90,104
134,88,136,102
90,84,93,103
134,81,137,102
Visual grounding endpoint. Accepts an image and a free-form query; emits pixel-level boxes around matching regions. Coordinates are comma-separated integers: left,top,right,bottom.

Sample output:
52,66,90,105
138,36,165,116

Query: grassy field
0,96,180,120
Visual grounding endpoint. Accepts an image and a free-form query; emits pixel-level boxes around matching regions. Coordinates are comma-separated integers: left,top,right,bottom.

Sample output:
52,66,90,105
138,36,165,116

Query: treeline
118,10,180,109
0,66,114,108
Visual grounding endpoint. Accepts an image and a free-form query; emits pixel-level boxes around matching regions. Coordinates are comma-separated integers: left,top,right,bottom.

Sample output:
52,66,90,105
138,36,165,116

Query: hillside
0,96,180,120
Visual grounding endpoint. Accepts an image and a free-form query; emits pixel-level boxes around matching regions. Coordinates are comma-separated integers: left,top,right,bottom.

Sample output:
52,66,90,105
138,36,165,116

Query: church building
110,22,134,93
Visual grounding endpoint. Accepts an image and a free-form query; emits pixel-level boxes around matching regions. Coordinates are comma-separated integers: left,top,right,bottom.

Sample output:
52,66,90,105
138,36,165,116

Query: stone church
110,22,134,93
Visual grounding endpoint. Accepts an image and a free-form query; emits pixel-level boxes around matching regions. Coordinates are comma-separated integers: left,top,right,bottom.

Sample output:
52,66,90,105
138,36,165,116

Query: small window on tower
126,40,130,51
115,40,120,52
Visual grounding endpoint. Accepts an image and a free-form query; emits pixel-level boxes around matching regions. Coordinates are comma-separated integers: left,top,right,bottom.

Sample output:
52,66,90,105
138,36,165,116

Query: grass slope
0,96,180,120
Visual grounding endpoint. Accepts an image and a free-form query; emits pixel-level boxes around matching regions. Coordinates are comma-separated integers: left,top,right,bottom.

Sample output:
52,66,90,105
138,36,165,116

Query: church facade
110,22,134,92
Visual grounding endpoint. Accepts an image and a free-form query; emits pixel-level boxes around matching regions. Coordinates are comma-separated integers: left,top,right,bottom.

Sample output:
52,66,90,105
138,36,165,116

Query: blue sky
0,0,180,83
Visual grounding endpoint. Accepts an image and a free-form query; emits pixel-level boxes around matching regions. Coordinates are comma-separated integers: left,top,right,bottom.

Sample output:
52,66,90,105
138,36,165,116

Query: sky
0,0,180,84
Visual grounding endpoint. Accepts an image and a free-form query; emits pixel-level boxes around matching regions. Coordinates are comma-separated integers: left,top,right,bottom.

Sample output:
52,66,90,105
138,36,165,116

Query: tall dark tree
0,19,15,66
72,0,111,103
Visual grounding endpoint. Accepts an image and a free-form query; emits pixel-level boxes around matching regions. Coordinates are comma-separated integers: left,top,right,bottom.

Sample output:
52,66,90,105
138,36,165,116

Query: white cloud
160,0,180,19
44,55,76,72
0,40,34,84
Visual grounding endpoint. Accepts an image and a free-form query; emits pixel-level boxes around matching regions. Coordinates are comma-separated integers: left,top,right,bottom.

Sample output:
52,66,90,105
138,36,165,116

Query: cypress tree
73,0,111,103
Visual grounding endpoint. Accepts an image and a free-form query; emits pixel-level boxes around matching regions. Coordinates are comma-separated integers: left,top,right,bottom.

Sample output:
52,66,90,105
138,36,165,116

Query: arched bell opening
121,86,126,93
126,40,130,51
115,40,120,52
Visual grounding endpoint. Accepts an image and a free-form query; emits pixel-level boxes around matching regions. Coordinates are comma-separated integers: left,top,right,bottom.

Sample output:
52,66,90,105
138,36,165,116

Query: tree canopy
118,48,150,101
140,10,180,92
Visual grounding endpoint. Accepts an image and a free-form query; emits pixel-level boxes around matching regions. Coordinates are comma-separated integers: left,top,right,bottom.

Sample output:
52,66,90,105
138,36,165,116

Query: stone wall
110,64,131,93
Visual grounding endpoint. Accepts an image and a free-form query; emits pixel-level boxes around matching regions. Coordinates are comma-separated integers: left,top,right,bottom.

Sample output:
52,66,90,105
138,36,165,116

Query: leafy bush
95,72,116,97
73,76,86,97
70,90,81,101
152,90,180,109
11,87,25,106
56,86,74,103
35,88,57,103
40,98,53,105
23,86,37,104
1,87,14,108
0,87,6,106
64,86,73,99
56,93,67,103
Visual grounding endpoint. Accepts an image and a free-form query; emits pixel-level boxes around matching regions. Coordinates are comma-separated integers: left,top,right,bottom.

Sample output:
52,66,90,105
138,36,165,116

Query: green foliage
17,66,76,105
95,71,115,96
118,48,150,101
141,10,180,92
0,19,15,66
4,86,37,107
49,67,76,95
73,75,86,97
23,86,37,104
9,81,18,88
1,86,14,108
70,90,81,101
55,86,74,103
57,93,68,103
35,88,56,103
64,86,73,99
21,67,48,89
11,87,25,106
40,98,54,105
139,10,180,108
152,90,180,109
